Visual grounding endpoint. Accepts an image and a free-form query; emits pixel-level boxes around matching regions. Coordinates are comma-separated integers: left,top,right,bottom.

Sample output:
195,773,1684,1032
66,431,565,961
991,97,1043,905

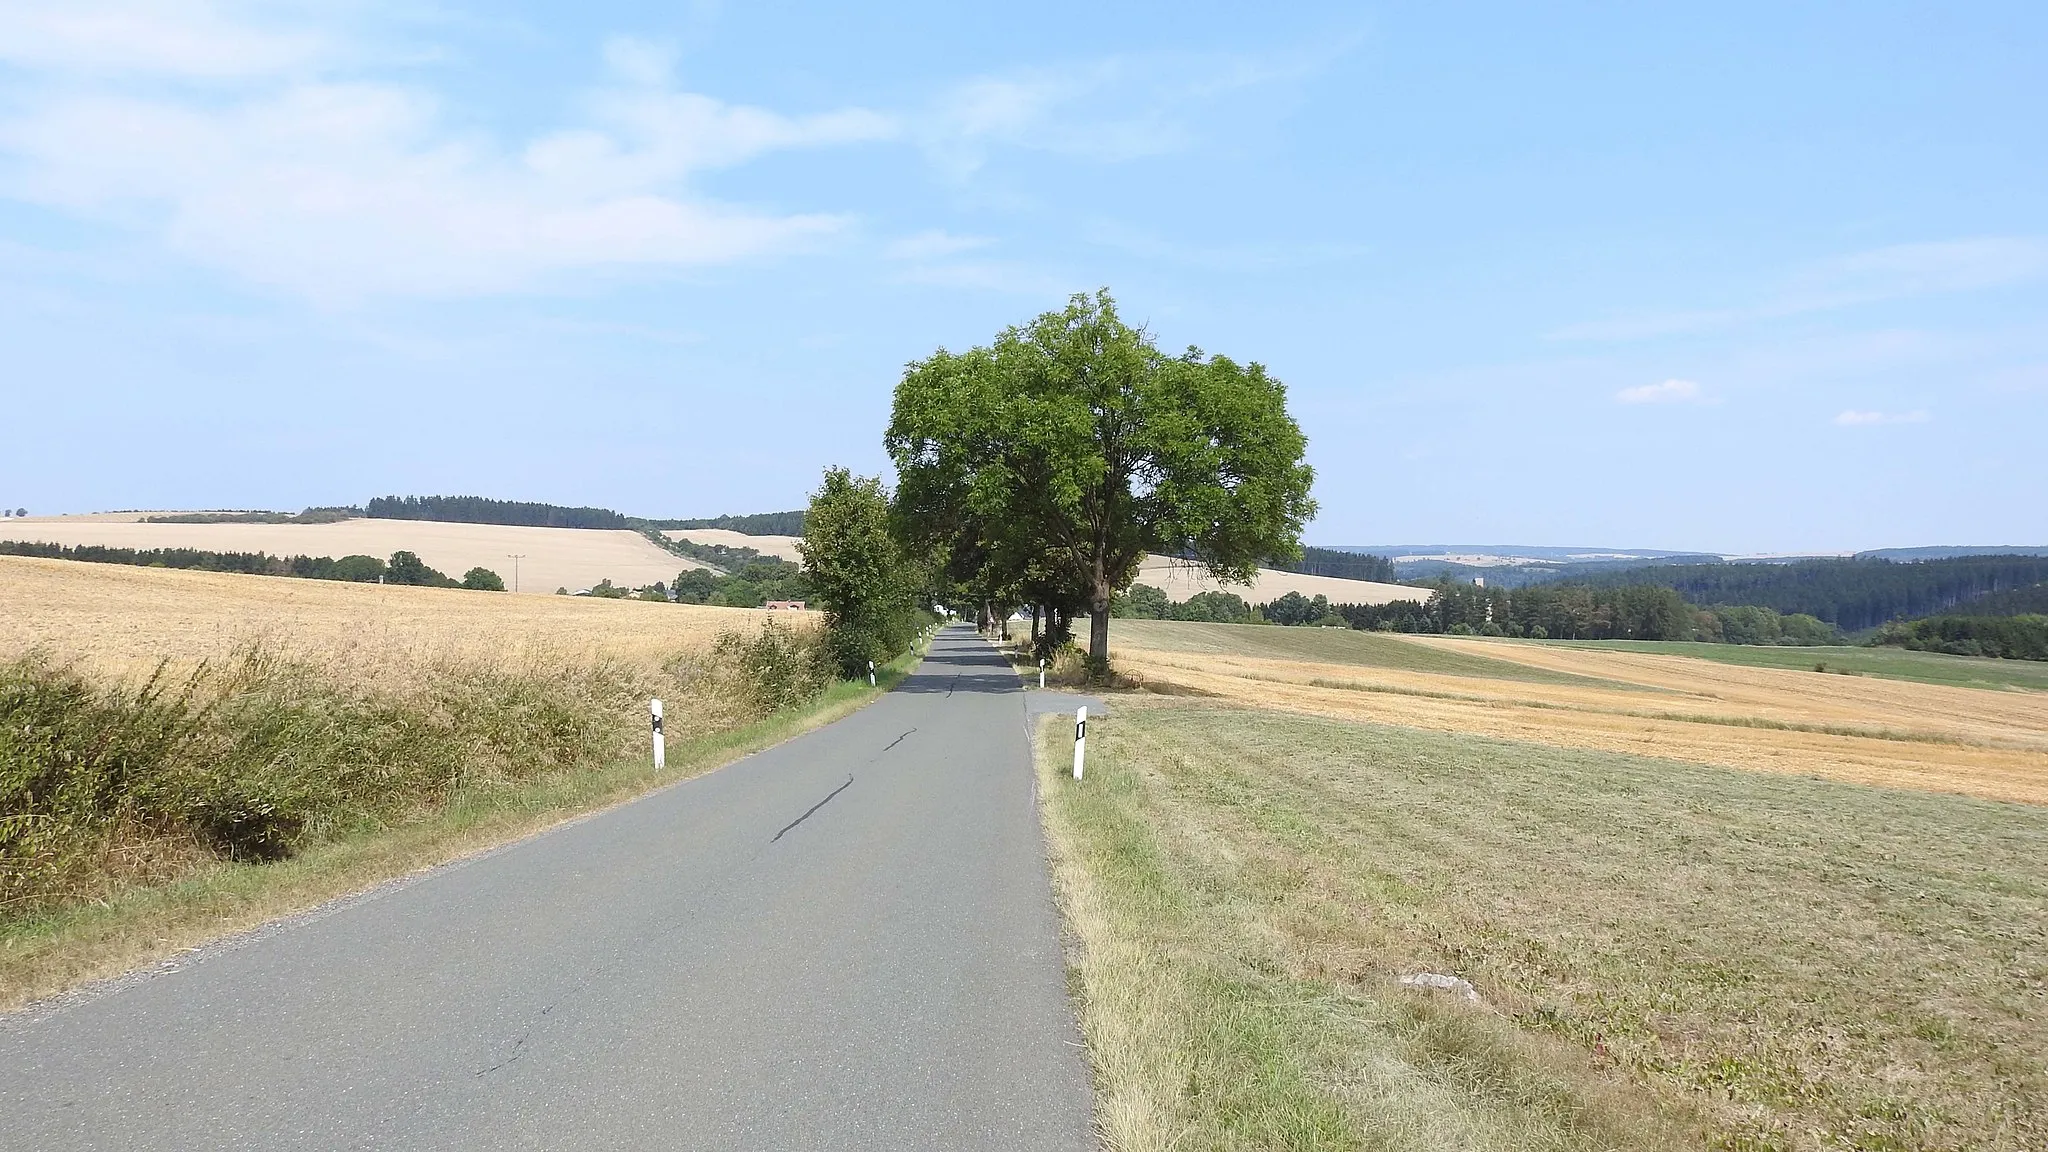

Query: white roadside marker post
868,660,876,687
651,699,665,770
1038,658,1046,689
1073,706,1087,781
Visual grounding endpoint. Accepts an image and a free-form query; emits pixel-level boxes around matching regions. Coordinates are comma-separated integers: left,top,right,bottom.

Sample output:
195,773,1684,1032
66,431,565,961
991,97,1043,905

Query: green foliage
1588,555,2048,631
653,533,811,607
384,550,457,587
1272,547,1396,582
709,619,831,714
1112,583,1171,619
583,579,630,599
1949,580,2048,617
649,510,806,535
800,468,921,678
1872,614,2048,660
887,289,1317,670
460,567,506,591
329,554,385,582
366,495,626,530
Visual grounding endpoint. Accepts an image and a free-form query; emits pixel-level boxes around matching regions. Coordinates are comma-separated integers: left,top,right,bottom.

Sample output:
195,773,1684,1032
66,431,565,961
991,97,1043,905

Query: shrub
461,567,506,591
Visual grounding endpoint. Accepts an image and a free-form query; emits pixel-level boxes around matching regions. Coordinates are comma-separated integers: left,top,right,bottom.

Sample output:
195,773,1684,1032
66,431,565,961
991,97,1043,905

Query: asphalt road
0,626,1095,1150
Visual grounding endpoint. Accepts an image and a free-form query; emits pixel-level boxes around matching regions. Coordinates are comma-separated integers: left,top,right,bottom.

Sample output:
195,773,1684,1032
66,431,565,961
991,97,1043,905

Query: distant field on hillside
1133,556,1417,606
1,516,699,594
1520,637,2048,692
662,528,805,562
0,555,775,680
1109,620,1616,687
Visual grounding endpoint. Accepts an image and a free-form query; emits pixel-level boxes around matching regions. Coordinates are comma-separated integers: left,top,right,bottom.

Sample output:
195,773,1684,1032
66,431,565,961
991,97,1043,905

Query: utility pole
506,554,525,593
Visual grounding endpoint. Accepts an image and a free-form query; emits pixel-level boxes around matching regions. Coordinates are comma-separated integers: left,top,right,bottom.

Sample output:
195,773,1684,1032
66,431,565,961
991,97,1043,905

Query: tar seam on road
770,775,855,843
880,728,916,753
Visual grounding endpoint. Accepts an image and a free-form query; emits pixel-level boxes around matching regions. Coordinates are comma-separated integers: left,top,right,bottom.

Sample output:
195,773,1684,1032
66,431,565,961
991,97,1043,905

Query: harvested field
2,516,701,595
1039,701,2048,1151
663,528,805,562
1109,620,2048,804
0,554,793,682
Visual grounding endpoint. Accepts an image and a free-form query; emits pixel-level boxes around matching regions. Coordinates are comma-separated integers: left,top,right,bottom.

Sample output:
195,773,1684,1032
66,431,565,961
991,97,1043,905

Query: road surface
0,626,1095,1150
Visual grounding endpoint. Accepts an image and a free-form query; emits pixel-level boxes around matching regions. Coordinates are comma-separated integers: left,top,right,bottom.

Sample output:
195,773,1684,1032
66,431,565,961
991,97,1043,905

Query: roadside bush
707,619,831,717
1,624,837,917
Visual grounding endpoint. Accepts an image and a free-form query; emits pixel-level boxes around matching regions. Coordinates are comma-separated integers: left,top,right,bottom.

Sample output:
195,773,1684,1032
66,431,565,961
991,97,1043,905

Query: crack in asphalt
880,728,915,753
770,775,854,844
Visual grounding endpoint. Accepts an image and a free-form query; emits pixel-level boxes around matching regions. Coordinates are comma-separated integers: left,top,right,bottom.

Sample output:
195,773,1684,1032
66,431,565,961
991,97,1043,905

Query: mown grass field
1033,619,2048,1149
1039,699,2048,1152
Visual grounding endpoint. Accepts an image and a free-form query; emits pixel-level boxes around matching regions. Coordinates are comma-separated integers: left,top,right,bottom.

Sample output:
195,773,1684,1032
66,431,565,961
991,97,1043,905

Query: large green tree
887,290,1316,671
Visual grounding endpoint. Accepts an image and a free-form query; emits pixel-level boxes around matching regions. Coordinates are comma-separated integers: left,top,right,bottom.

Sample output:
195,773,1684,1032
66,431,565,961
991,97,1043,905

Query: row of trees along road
886,290,1317,674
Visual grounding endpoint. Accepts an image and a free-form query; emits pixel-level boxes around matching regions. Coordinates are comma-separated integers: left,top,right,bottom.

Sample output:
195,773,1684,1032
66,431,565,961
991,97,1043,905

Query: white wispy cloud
921,43,1345,180
1834,409,1931,426
1615,378,1702,404
1552,236,2048,343
0,0,331,78
0,12,896,300
883,230,992,262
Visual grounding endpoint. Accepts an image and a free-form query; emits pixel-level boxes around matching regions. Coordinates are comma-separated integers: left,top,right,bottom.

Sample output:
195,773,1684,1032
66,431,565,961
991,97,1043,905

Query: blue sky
1,1,2042,553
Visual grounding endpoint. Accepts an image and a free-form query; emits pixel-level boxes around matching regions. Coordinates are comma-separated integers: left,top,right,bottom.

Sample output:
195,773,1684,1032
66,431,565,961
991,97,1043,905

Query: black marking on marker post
651,713,662,734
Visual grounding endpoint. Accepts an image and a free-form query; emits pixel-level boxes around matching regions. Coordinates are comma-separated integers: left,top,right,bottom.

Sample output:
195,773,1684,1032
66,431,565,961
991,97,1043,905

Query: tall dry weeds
0,619,830,918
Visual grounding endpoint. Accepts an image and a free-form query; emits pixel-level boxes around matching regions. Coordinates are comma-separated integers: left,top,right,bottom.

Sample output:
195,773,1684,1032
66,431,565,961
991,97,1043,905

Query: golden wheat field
0,555,802,682
1109,620,2048,804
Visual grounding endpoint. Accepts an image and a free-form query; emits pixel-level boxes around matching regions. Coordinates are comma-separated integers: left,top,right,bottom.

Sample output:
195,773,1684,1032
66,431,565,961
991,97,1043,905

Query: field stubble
1108,621,2048,805
1040,699,2048,1151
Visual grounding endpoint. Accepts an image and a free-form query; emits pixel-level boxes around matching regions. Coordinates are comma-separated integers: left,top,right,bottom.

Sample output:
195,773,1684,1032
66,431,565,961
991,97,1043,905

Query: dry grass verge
1,642,925,1012
1039,699,2048,1151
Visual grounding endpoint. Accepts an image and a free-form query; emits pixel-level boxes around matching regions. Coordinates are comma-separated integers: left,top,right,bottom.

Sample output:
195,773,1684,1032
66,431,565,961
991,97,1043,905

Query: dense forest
0,540,497,590
366,495,627,530
649,510,807,536
1588,555,2048,631
1270,546,1396,582
1873,615,2048,660
1949,581,2048,617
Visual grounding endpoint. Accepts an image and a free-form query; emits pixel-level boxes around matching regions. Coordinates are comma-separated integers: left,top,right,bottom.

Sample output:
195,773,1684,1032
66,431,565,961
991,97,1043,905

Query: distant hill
1855,545,2048,561
1587,555,2048,632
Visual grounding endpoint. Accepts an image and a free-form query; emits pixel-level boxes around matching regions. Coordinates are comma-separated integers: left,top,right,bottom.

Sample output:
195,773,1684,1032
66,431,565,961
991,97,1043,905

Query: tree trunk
1088,574,1112,674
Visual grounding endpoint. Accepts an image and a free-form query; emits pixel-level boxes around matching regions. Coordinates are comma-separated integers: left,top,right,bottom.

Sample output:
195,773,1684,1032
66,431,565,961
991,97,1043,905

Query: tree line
1270,546,1395,583
1586,555,2048,632
0,540,504,591
1872,615,2048,661
366,495,628,530
649,511,807,536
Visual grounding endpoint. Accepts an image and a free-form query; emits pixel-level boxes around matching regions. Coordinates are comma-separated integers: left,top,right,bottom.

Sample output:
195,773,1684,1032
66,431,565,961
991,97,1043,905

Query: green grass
1040,700,2048,1151
1528,639,2048,692
1112,619,1630,689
